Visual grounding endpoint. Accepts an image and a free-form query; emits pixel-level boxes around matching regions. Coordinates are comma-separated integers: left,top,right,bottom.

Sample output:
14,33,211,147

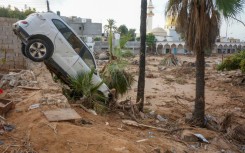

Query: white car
13,12,111,99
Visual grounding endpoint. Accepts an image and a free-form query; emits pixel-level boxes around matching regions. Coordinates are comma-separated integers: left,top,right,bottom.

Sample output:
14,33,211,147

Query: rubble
0,70,38,89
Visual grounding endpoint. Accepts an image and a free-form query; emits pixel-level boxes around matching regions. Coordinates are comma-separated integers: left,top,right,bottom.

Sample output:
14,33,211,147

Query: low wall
0,17,26,71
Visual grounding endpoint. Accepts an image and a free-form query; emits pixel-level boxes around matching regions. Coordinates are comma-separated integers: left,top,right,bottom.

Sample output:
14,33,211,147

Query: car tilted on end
13,12,111,99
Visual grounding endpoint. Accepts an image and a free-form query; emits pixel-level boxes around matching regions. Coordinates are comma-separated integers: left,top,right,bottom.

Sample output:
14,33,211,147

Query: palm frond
69,69,106,106
216,0,245,18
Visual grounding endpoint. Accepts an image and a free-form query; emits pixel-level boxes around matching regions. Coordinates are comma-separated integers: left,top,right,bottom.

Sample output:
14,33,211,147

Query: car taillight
21,21,28,24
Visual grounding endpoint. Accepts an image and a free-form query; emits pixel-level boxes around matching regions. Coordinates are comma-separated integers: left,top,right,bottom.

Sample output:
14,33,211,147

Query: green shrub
69,69,107,108
121,50,134,58
101,60,134,97
240,59,245,73
217,50,245,73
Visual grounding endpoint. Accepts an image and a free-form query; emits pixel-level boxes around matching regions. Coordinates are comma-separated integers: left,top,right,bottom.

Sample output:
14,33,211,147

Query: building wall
156,41,245,55
83,22,102,37
0,17,26,71
62,16,102,39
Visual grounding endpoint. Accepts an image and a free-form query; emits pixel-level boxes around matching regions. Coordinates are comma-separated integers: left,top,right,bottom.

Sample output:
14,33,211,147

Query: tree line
0,5,35,19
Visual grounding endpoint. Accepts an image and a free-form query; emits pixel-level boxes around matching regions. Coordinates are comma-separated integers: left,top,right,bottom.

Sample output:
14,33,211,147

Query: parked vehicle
13,12,111,99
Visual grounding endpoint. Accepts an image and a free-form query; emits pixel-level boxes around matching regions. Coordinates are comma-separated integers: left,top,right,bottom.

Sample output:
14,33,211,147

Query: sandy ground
0,54,244,153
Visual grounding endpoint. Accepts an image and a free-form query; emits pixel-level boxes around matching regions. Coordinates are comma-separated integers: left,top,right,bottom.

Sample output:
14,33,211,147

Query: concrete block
0,44,9,49
2,26,12,31
2,39,13,44
1,22,9,26
0,35,8,40
8,64,14,69
14,64,25,69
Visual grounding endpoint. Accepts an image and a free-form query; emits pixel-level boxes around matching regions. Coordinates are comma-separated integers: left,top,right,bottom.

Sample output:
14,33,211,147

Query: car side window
79,47,96,69
52,19,83,53
52,19,96,69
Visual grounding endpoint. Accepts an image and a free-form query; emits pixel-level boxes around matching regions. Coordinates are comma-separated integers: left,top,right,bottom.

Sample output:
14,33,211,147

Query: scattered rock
77,119,92,125
28,104,41,110
156,114,167,122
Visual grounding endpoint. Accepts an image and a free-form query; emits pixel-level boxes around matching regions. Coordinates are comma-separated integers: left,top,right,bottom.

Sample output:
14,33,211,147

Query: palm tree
136,0,147,111
104,19,117,60
166,0,244,127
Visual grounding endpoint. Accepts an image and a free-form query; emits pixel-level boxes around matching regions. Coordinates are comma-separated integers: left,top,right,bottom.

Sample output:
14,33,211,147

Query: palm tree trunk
193,49,205,127
109,29,113,60
137,0,147,111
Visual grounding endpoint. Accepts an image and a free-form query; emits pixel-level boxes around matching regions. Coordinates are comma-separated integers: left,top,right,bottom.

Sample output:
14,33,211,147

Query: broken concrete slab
43,108,81,122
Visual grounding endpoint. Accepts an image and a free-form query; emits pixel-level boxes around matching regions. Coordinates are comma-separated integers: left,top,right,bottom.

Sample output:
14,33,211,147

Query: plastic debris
194,133,209,143
3,124,15,132
28,104,40,110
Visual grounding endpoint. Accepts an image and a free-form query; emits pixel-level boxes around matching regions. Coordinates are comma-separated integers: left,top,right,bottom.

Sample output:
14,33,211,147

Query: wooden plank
43,108,81,122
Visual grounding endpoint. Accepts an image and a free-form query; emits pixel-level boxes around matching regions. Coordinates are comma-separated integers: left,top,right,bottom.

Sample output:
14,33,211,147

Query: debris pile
170,67,196,78
0,70,37,89
217,70,245,86
160,54,182,66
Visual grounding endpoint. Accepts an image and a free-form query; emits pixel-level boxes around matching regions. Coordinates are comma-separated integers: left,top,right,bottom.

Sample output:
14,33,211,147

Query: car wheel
25,39,53,62
21,43,27,57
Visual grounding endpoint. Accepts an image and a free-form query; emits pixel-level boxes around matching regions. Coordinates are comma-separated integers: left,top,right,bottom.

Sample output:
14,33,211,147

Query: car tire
21,43,27,57
25,39,53,62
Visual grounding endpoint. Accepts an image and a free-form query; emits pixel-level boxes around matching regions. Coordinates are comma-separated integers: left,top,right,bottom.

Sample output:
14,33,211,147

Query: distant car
13,12,111,99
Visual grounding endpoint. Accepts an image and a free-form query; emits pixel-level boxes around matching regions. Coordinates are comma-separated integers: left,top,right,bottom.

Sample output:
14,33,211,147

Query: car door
52,19,81,72
52,19,97,77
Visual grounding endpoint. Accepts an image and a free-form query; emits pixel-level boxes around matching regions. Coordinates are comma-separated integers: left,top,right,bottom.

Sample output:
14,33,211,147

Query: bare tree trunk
193,49,205,127
137,0,147,111
109,29,113,60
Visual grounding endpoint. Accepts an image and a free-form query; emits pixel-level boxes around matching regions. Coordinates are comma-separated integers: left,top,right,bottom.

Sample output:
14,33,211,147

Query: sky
1,0,245,41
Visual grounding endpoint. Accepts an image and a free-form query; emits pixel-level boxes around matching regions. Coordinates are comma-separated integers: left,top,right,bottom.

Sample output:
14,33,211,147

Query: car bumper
12,24,30,44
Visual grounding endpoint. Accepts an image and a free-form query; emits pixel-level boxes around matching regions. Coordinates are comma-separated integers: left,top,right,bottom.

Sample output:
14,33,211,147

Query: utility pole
46,0,50,12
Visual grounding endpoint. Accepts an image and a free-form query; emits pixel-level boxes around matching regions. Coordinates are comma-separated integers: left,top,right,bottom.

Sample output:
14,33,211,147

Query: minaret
147,0,154,32
165,8,177,29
